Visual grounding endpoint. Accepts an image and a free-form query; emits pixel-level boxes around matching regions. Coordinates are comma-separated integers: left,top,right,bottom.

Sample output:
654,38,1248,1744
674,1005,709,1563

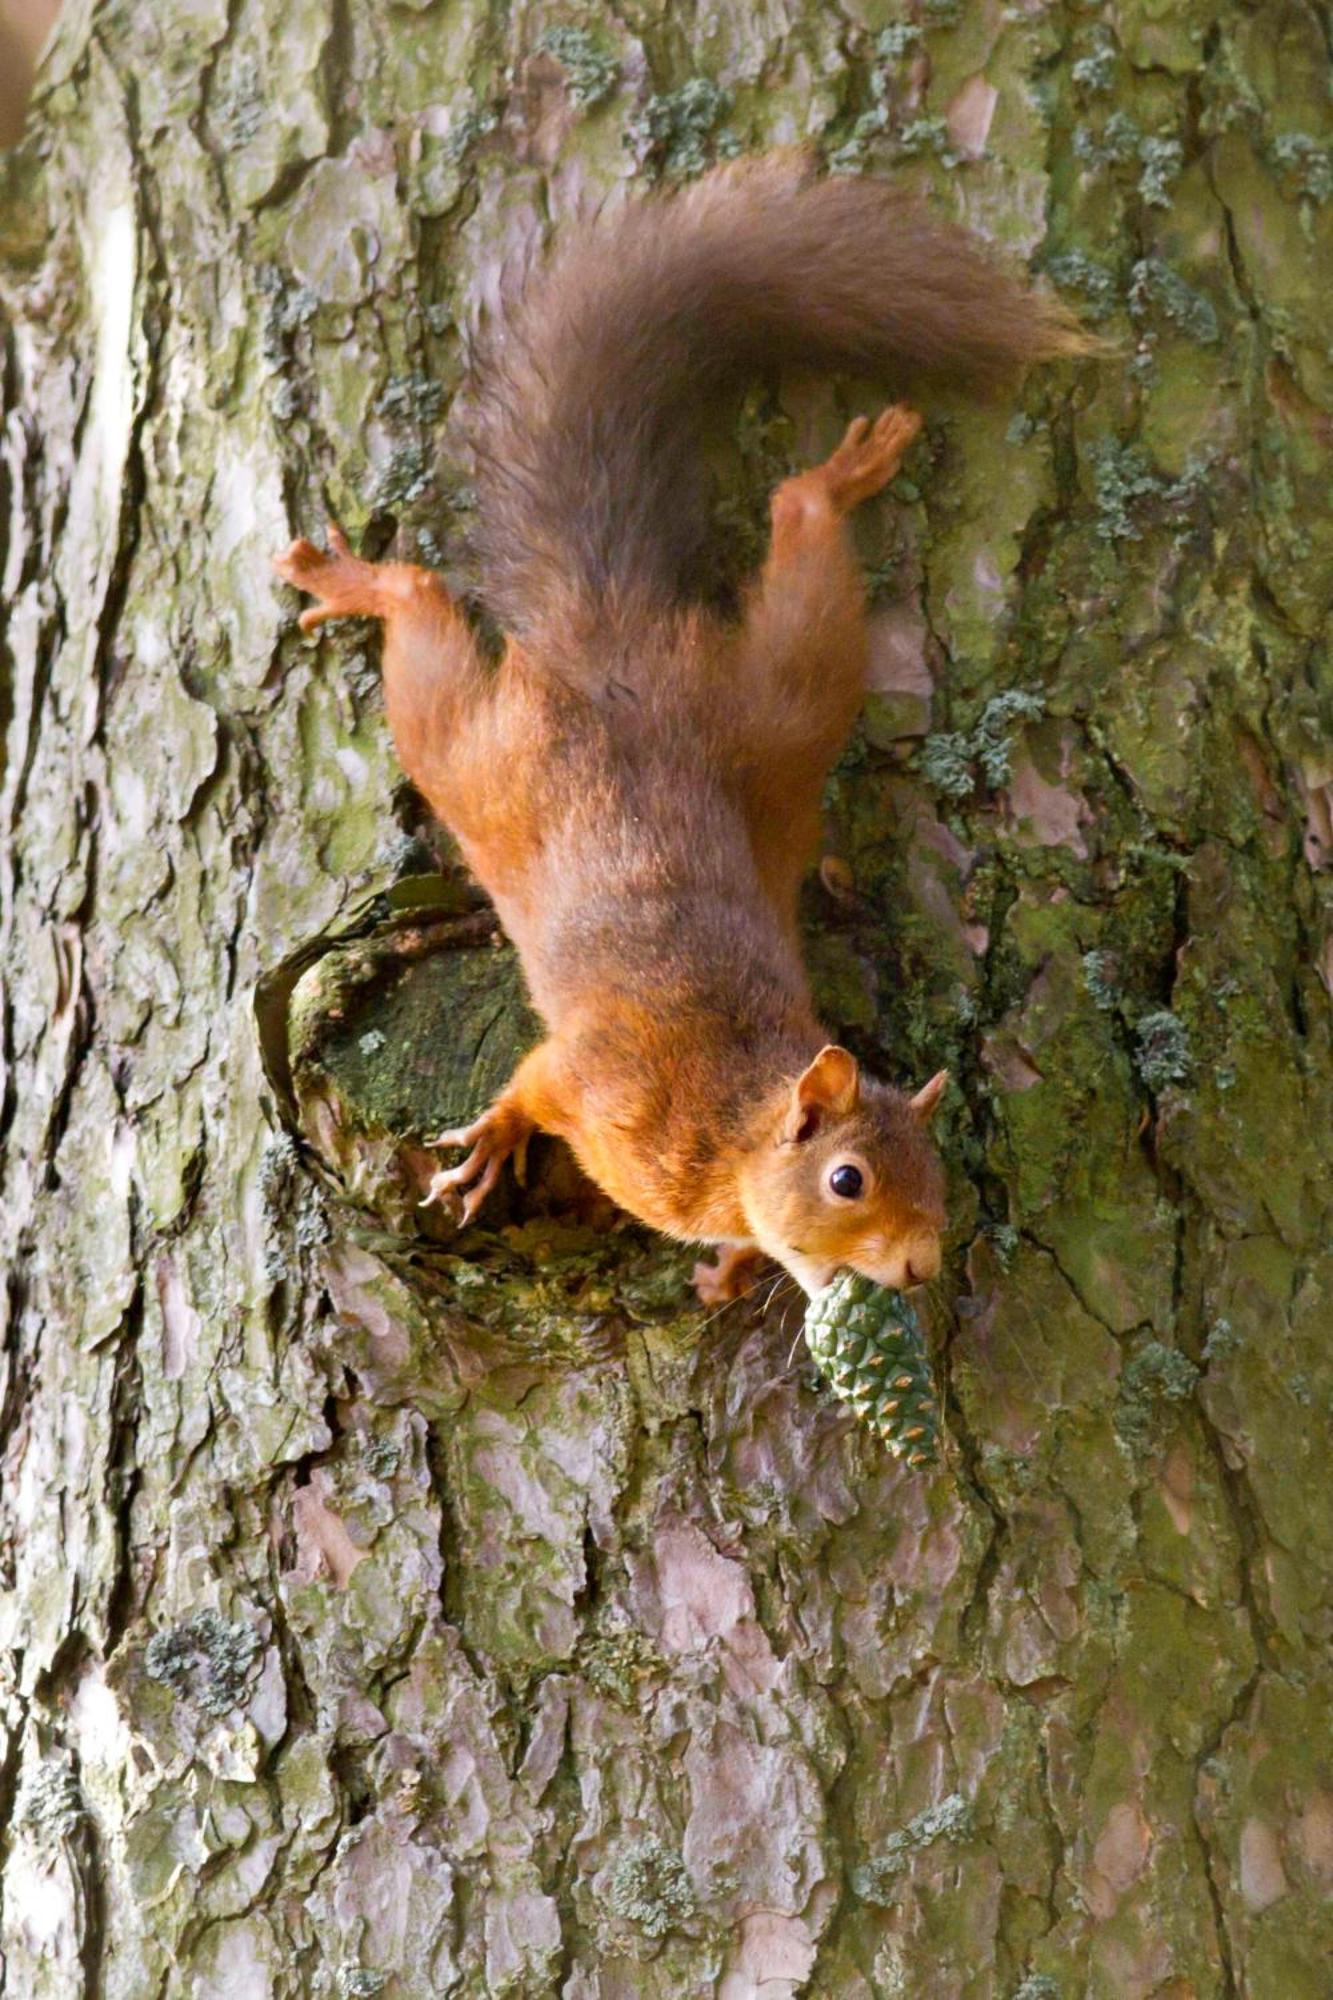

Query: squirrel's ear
909,1069,949,1124
784,1045,860,1142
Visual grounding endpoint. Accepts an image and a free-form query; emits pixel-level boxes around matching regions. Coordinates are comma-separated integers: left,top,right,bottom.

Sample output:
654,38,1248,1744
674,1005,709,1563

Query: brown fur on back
274,160,1081,1283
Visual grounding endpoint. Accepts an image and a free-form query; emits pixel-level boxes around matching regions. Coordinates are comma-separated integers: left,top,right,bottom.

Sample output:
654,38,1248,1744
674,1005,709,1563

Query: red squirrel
274,154,1083,1306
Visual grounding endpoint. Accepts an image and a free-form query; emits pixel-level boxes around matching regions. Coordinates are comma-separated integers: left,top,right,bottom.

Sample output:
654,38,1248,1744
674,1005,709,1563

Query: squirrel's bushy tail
467,153,1087,632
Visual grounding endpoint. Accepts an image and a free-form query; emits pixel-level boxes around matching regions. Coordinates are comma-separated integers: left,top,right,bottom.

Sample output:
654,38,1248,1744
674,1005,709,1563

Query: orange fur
273,159,1083,1301
275,410,944,1298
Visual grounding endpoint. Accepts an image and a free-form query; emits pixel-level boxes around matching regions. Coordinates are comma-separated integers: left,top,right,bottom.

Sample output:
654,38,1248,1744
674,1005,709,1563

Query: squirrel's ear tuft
784,1045,860,1141
909,1069,949,1124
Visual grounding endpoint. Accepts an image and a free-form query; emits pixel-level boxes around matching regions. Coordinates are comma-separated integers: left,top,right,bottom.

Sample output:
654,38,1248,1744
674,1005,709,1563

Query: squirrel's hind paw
273,524,381,631
821,404,923,512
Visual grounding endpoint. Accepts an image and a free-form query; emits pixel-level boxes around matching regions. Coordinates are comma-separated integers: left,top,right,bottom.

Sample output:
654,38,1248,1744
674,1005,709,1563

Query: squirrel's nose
904,1239,941,1287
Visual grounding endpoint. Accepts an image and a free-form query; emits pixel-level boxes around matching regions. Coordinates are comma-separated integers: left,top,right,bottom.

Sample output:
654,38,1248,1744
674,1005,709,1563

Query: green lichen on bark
145,1610,263,1718
17,1756,87,1851
1,0,1331,1994
605,1836,698,1938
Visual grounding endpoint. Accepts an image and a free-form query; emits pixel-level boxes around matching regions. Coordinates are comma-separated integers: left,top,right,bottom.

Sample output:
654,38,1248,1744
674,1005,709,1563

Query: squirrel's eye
829,1163,863,1200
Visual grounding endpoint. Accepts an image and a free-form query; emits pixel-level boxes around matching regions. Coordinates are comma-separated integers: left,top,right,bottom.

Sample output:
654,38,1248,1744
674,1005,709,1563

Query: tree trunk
2,2,1330,1995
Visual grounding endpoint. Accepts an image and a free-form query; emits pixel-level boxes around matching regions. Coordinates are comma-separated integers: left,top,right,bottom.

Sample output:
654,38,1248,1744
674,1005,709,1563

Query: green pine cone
804,1272,941,1467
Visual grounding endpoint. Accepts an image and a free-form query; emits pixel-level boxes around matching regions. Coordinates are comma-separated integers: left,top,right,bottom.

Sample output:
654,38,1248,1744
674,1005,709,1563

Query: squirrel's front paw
692,1244,767,1309
420,1103,533,1225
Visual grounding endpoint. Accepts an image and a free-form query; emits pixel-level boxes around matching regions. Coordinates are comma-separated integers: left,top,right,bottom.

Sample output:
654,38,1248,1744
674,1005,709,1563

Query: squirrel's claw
691,1244,768,1308
821,404,922,512
424,1121,476,1152
419,1151,502,1224
273,522,382,630
420,1106,531,1223
272,532,335,589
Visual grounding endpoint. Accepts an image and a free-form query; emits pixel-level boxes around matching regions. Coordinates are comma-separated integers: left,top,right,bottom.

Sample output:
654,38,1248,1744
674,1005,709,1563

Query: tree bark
2,2,1331,1995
